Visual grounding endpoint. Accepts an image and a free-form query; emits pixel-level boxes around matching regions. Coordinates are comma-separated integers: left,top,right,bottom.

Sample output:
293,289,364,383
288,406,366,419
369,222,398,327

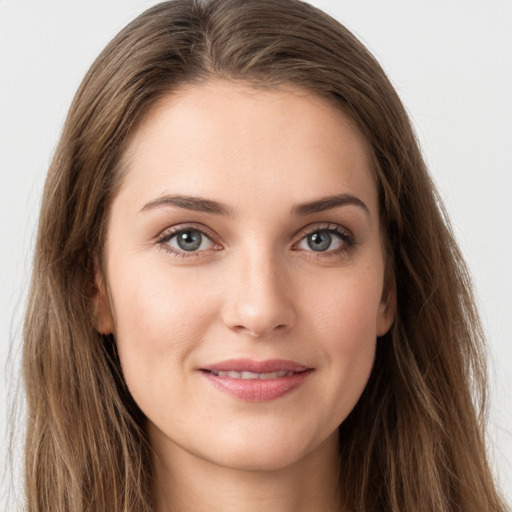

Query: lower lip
201,370,313,402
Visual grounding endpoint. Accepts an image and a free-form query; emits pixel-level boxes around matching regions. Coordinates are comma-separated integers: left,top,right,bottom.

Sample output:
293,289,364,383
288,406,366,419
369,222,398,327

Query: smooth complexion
95,81,395,512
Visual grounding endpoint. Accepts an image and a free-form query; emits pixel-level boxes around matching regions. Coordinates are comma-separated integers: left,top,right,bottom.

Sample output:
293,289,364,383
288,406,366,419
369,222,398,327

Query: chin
196,423,337,473
207,446,310,473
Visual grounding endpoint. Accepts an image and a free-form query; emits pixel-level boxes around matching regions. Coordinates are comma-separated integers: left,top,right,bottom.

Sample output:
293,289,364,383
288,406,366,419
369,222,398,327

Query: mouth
200,359,313,402
205,369,297,379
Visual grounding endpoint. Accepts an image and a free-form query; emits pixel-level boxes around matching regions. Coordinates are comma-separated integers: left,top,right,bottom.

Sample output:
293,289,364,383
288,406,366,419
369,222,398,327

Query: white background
1,0,511,507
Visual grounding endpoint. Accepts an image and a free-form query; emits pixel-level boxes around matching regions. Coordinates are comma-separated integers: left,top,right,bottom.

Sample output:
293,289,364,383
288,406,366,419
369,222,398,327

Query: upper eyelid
293,222,353,240
156,225,220,257
155,221,353,247
156,223,218,242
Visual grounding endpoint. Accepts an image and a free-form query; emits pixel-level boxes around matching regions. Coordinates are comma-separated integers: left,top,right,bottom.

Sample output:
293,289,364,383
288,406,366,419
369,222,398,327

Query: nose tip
221,259,296,338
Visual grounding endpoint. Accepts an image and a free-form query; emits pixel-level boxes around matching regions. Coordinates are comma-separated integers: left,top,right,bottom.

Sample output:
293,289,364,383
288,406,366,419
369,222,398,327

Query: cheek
302,265,383,413
319,294,378,381
107,260,219,376
305,263,384,346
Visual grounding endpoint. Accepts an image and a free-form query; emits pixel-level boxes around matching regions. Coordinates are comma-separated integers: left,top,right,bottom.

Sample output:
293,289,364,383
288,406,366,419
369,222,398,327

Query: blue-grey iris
177,230,202,251
307,231,331,251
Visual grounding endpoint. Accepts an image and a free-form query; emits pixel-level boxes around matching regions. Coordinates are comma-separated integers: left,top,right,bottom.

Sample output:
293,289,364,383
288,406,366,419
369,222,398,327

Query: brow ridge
141,192,368,217
141,194,233,216
291,194,369,216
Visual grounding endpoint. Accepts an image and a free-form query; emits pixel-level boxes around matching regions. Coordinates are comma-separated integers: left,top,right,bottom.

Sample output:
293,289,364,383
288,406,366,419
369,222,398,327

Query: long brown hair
23,0,506,510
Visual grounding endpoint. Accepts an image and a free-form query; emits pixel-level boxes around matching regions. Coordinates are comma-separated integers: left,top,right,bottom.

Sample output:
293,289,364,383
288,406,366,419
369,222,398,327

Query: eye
296,227,352,253
158,228,215,254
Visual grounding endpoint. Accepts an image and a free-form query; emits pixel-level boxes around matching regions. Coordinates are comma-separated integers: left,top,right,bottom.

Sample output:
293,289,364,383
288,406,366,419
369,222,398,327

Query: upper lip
201,358,312,373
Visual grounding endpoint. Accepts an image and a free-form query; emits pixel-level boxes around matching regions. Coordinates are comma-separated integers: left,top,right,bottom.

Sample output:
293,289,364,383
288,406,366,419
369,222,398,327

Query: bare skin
95,81,395,512
153,430,341,512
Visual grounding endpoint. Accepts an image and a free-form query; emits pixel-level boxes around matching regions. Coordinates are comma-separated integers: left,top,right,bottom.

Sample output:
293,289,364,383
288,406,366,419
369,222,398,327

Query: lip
200,358,314,402
202,358,311,373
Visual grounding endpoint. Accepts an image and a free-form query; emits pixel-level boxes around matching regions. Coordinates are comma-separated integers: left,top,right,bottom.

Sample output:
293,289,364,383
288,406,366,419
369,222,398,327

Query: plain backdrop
1,0,511,507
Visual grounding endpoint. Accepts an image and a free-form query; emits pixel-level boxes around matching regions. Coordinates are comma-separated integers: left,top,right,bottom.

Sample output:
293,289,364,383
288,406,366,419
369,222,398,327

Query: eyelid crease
155,223,219,243
154,222,357,259
155,225,223,256
291,223,358,256
156,225,223,258
292,222,354,242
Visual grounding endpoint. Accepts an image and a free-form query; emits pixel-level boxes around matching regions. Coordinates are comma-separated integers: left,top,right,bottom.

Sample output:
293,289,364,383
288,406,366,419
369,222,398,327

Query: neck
152,431,343,512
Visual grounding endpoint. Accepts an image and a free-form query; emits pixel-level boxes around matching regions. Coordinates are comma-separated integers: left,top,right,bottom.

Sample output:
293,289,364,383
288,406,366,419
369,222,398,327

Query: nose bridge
222,242,295,336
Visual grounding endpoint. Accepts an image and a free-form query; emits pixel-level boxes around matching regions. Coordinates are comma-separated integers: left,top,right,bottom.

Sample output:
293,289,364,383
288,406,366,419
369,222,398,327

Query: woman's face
96,81,394,472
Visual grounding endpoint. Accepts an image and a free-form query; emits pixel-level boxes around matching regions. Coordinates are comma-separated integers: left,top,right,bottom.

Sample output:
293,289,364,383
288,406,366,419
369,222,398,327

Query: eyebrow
291,194,369,216
140,193,369,217
141,194,234,216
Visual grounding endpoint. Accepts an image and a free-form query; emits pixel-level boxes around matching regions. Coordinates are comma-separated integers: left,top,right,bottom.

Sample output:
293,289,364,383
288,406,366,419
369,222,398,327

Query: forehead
118,81,377,216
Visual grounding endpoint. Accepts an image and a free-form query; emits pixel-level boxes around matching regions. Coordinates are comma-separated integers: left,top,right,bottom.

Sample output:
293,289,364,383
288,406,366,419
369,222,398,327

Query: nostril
220,282,296,336
230,322,288,337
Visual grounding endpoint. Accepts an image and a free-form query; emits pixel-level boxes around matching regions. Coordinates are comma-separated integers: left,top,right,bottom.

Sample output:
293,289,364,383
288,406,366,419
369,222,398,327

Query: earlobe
376,278,396,337
92,268,115,335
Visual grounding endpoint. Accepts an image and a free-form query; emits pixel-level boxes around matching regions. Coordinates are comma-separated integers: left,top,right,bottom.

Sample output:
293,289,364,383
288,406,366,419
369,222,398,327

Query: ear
92,265,115,335
376,272,396,337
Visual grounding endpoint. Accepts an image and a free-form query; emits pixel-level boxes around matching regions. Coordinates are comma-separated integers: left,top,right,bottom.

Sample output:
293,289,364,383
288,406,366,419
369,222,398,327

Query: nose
221,249,296,337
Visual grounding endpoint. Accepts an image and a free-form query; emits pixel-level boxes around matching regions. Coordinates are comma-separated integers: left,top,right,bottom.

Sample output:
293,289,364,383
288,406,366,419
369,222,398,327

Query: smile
200,359,313,402
208,370,295,379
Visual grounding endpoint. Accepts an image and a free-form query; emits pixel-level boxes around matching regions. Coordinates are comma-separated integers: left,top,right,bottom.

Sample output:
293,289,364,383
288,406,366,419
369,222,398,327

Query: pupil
177,231,202,251
308,231,331,252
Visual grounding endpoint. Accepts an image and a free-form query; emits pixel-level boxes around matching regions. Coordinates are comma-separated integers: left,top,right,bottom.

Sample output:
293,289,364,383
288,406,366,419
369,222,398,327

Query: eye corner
292,223,356,257
155,224,223,258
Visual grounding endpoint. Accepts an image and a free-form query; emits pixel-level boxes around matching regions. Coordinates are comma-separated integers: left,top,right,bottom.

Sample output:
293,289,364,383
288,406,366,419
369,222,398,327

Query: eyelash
156,224,220,258
156,223,356,258
293,223,356,257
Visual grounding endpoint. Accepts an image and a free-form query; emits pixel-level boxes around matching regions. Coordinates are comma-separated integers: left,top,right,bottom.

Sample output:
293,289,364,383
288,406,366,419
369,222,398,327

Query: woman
22,0,506,510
